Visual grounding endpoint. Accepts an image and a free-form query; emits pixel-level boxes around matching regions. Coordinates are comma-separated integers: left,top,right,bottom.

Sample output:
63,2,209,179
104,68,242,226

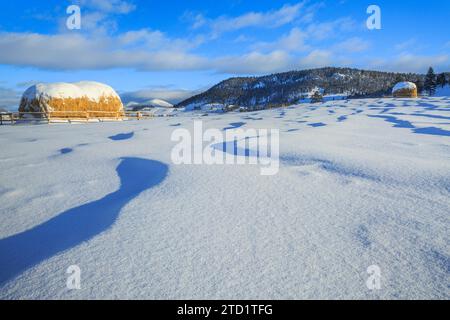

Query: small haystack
392,82,417,98
19,81,125,120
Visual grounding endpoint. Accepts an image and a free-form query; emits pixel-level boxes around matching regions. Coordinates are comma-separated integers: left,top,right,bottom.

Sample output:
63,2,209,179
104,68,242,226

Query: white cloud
0,31,298,74
394,38,417,51
253,28,310,53
182,12,207,29
4,31,447,75
299,49,333,68
0,32,207,71
233,34,252,43
61,0,136,34
2,2,447,78
117,29,204,51
333,37,370,53
194,2,307,37
298,1,325,24
77,12,117,34
78,0,136,14
0,86,21,110
214,50,293,74
214,49,337,74
306,17,355,40
369,54,450,73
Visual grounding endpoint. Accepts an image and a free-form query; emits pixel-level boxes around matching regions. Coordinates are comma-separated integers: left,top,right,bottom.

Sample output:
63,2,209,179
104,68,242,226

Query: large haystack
392,82,417,98
19,81,125,120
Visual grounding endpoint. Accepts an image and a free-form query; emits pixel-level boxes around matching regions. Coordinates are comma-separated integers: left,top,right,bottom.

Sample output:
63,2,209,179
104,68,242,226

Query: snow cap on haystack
392,81,418,98
20,81,125,119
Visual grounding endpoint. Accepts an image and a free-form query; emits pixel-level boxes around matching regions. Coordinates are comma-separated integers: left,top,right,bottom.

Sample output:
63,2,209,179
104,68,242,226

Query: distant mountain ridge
126,98,173,111
176,67,426,109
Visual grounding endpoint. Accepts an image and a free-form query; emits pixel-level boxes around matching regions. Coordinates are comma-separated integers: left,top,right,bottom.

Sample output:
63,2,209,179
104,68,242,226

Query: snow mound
23,83,84,100
125,101,141,108
149,99,173,108
23,81,120,103
2,97,450,299
125,99,173,110
73,81,120,102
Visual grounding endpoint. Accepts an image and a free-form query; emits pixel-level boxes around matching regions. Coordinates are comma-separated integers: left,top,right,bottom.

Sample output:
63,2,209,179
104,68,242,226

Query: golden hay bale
19,82,125,119
392,82,418,98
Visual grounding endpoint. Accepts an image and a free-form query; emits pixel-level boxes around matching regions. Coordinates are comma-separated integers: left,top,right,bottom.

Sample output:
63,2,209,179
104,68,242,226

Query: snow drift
1,97,449,299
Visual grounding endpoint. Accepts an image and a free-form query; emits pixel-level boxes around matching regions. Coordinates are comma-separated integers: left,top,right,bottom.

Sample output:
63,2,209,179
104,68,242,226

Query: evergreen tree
310,91,323,103
424,67,437,96
415,79,424,95
394,74,405,83
437,73,447,88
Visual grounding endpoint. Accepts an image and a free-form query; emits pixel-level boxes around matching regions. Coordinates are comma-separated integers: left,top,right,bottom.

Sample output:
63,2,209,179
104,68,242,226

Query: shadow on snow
108,132,135,141
368,115,450,137
0,157,168,286
223,122,246,131
59,148,73,155
211,136,262,158
308,122,327,128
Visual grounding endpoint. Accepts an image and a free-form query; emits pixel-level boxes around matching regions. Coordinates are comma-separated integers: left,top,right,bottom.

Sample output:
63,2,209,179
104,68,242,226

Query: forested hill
176,67,425,109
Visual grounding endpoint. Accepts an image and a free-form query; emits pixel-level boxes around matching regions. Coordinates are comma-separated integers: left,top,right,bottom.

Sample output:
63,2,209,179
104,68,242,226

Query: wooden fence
0,110,159,125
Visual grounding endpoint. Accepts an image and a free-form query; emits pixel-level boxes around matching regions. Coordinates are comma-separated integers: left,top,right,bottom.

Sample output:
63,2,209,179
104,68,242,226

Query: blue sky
0,0,449,108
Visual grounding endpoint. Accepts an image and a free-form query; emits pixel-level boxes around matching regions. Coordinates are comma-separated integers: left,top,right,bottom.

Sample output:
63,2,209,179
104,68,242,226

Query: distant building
392,82,418,98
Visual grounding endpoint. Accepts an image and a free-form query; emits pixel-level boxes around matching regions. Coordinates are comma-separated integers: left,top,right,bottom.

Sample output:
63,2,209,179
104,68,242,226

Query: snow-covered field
0,97,449,299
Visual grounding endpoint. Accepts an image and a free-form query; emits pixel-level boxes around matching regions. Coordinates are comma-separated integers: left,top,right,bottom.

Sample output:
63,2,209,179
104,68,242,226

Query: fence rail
0,110,159,125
